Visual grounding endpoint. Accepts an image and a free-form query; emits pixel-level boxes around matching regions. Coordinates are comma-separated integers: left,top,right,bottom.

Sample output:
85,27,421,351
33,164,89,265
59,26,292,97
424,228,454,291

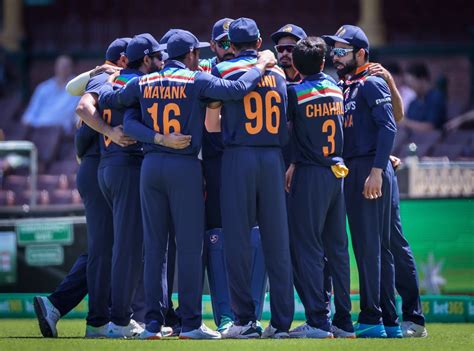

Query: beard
334,57,358,78
149,61,161,73
278,55,292,69
218,52,235,62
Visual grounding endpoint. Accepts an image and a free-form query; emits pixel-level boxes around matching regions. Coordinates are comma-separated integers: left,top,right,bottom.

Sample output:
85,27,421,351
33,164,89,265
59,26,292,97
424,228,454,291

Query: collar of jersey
165,60,187,69
302,72,325,82
237,49,258,58
121,68,145,76
348,62,370,82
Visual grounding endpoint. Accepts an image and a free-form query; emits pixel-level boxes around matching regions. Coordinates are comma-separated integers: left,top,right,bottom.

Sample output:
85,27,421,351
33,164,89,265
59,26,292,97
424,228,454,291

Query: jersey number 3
322,119,336,156
244,91,281,135
147,102,181,134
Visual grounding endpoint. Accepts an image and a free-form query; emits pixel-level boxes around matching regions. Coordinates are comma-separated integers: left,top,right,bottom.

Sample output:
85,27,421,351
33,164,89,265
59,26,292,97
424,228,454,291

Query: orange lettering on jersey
143,86,153,99
257,75,277,88
152,86,159,99
322,103,330,116
306,104,313,117
179,86,187,99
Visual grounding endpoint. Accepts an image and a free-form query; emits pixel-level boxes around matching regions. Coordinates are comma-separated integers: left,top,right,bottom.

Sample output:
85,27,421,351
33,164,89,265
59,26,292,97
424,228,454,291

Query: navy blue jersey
341,64,396,169
96,68,143,162
212,50,289,148
288,72,344,167
199,57,224,160
75,123,100,158
98,60,263,157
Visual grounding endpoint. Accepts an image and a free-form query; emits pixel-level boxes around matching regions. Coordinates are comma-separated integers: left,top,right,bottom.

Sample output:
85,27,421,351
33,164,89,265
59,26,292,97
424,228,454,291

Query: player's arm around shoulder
98,74,139,109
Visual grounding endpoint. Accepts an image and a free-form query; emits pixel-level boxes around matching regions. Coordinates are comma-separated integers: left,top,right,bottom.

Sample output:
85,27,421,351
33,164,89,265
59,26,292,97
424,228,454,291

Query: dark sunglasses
330,48,354,58
217,40,231,50
274,44,295,54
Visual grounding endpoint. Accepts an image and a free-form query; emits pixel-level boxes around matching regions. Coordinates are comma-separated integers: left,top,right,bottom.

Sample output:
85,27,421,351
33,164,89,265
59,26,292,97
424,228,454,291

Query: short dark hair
292,37,326,76
354,47,369,62
231,40,259,51
127,57,144,69
407,63,430,80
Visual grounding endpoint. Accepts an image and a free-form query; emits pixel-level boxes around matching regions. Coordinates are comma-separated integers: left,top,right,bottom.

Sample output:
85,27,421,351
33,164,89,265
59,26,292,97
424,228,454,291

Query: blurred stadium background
0,0,472,323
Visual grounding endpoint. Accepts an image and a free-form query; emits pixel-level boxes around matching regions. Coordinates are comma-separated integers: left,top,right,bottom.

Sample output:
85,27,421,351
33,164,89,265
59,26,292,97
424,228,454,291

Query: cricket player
284,37,353,339
323,25,401,338
210,17,294,339
98,30,276,339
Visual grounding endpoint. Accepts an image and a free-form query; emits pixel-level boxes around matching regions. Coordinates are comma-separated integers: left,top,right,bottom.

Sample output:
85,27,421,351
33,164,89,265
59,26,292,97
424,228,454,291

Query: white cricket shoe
222,321,262,339
179,323,221,339
85,323,109,338
401,321,428,338
262,324,290,339
33,296,60,338
289,322,334,339
107,319,144,339
331,325,356,338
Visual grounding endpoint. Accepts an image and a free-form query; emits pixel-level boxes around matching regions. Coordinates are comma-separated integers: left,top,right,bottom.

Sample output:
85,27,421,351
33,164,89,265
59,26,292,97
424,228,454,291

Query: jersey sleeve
362,77,397,169
74,124,97,158
84,73,108,96
123,107,156,144
197,67,262,101
98,77,140,110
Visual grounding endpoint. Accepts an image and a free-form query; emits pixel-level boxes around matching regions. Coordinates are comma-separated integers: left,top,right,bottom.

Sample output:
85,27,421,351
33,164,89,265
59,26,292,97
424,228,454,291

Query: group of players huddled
33,17,428,340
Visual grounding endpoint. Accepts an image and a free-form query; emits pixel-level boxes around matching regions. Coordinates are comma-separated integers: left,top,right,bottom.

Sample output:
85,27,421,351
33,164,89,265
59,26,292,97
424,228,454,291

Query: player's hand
285,163,295,193
363,168,383,200
91,64,122,77
389,155,401,170
107,125,137,147
368,62,391,82
107,71,120,84
257,50,277,68
157,133,192,149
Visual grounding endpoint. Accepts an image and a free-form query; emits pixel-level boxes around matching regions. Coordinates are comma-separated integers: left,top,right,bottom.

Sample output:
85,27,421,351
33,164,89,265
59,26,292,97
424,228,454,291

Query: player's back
98,69,143,159
138,62,204,156
213,52,288,148
289,72,344,167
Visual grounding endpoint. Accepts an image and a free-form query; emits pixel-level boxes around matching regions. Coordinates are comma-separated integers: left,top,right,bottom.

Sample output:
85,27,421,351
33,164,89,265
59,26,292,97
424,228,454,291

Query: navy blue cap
212,18,234,41
126,33,166,62
105,37,131,62
322,25,370,51
160,29,186,45
167,31,210,59
270,24,307,44
228,17,260,43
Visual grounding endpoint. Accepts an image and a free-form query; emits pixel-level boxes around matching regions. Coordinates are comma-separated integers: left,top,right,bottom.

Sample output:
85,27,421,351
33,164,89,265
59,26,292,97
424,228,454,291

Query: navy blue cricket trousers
288,164,351,331
221,147,294,331
344,157,398,326
98,157,144,326
391,172,425,326
141,153,204,333
77,156,114,327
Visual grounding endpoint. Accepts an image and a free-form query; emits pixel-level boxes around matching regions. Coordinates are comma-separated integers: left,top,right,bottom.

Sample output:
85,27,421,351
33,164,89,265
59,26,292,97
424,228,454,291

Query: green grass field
0,319,473,351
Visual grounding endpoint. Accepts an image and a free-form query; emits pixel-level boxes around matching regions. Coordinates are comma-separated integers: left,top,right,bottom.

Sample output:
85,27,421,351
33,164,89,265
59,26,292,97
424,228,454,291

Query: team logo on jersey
223,21,231,30
335,26,346,37
351,87,359,99
210,234,219,244
283,25,293,33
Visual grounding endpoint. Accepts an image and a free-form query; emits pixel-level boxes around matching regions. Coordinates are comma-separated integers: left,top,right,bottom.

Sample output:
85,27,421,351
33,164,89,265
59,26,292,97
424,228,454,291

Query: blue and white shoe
217,315,233,334
107,319,144,339
85,323,109,338
33,296,60,338
331,325,356,338
385,325,403,338
289,322,333,339
401,321,427,338
262,324,290,339
179,324,221,339
139,329,164,340
222,321,262,339
354,323,387,338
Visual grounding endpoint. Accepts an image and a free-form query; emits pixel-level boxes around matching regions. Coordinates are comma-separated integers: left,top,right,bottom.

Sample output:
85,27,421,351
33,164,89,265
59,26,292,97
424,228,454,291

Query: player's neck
284,66,299,80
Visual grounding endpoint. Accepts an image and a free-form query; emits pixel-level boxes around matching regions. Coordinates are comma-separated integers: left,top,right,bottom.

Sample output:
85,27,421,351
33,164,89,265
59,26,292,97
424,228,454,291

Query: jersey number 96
244,91,281,135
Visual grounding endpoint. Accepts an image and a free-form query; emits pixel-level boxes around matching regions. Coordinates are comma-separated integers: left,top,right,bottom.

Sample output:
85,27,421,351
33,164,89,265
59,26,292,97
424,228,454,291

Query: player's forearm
385,76,404,123
75,101,113,136
66,70,93,96
123,116,156,144
373,127,396,169
205,106,222,132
